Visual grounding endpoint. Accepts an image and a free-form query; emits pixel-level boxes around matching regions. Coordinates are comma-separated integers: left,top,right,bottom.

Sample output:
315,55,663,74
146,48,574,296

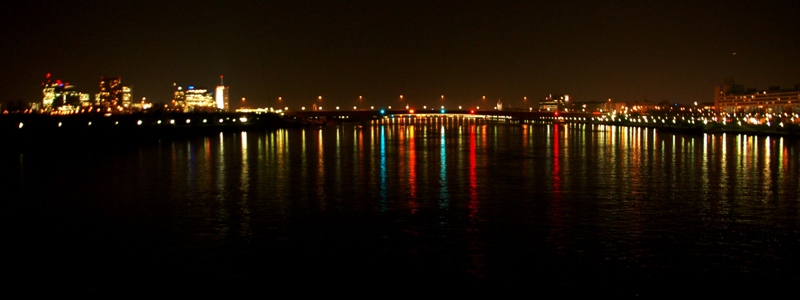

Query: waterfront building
539,94,570,111
80,93,91,107
121,86,132,109
172,83,187,110
714,78,800,115
41,73,89,111
570,100,605,113
215,76,229,111
184,86,216,111
626,100,667,113
98,76,122,110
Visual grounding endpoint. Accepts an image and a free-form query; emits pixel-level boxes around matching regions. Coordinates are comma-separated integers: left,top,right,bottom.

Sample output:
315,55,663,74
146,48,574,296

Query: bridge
284,108,599,124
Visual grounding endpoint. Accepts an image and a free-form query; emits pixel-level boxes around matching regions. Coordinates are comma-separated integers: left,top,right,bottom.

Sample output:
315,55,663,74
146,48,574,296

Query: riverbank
575,119,800,138
0,111,286,152
3,112,799,149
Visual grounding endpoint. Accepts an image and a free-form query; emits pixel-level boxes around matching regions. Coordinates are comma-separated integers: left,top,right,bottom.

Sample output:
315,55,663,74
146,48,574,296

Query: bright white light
137,120,143,125
239,117,248,123
186,119,191,124
18,122,23,129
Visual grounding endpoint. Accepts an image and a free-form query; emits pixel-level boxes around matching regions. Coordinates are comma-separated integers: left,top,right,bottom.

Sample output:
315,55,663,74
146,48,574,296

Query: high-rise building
41,75,63,108
122,86,132,108
184,86,215,111
41,73,88,110
99,76,122,108
172,83,187,109
215,75,229,111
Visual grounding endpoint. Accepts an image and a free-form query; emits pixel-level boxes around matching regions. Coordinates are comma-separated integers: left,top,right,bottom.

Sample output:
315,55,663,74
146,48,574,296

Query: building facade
215,85,229,111
539,94,570,111
714,79,800,115
41,73,89,111
184,86,216,111
98,76,122,109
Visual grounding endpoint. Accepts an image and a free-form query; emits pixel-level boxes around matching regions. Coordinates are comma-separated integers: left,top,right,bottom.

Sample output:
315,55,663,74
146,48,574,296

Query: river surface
3,118,799,295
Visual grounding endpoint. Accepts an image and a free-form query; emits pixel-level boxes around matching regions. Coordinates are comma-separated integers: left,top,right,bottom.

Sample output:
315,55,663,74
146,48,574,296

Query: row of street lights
262,94,524,110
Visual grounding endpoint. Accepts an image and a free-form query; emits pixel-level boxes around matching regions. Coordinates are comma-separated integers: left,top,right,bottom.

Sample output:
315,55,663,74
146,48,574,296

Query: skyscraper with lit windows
215,75,229,111
98,76,122,109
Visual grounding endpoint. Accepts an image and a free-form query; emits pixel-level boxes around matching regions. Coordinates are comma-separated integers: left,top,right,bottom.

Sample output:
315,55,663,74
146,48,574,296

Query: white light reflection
439,125,449,209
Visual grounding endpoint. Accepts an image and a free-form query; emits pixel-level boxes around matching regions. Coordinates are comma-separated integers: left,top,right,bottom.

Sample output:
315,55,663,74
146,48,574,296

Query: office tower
216,75,229,111
99,76,122,108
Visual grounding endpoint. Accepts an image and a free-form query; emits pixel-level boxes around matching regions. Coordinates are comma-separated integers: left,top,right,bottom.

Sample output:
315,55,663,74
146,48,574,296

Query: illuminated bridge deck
285,108,597,123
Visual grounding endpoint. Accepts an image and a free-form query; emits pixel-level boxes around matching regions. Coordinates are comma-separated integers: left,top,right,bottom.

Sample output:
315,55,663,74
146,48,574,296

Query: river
3,118,799,295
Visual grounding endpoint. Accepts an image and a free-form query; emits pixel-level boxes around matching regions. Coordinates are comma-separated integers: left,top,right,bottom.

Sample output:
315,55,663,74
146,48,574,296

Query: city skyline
2,0,799,110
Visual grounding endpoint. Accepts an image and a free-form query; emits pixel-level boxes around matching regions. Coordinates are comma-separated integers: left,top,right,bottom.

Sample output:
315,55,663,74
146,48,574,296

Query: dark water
4,118,800,295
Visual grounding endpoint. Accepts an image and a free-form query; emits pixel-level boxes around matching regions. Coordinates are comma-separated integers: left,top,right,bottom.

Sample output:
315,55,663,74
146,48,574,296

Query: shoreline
2,112,799,146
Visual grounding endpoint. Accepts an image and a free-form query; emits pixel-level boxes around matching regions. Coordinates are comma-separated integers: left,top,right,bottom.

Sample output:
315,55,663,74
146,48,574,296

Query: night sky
2,0,799,110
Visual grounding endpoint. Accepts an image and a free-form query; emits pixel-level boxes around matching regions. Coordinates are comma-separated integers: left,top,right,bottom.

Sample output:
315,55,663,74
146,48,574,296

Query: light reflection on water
3,120,800,293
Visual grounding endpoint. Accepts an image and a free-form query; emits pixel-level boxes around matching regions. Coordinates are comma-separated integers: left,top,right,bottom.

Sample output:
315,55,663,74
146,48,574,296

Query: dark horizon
2,0,799,110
